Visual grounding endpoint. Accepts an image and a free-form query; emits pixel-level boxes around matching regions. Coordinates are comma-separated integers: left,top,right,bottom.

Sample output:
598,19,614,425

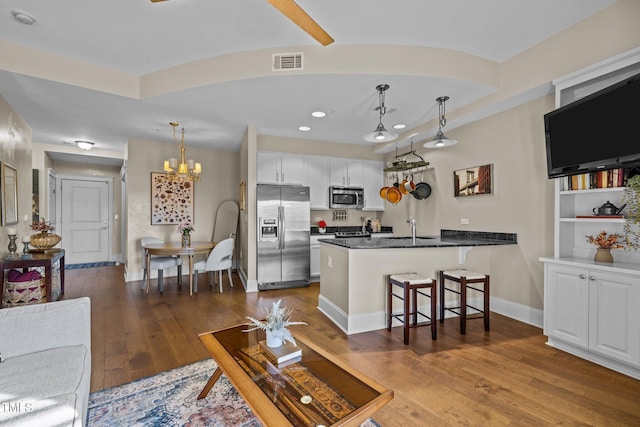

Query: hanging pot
379,186,389,199
403,173,416,193
386,186,402,204
412,173,432,200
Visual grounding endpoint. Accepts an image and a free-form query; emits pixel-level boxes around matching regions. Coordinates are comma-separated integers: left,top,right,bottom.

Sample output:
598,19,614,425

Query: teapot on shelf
593,201,626,216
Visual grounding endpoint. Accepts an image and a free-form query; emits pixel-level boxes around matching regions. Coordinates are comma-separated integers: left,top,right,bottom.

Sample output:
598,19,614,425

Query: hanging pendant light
364,84,398,143
424,96,458,148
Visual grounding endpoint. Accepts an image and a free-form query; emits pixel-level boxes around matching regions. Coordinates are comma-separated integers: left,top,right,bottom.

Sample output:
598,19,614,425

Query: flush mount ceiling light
75,140,94,150
364,84,398,143
11,10,36,25
311,111,326,118
424,96,458,148
393,123,407,130
298,126,311,131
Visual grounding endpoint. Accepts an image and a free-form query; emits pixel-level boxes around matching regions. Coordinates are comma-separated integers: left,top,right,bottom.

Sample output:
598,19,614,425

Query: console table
0,249,65,304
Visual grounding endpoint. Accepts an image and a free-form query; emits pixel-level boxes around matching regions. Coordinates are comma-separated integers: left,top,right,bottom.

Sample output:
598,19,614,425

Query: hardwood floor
63,265,640,426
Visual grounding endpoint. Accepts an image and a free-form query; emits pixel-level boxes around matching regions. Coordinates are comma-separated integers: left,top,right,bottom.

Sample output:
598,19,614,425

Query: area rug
87,358,381,426
65,262,116,270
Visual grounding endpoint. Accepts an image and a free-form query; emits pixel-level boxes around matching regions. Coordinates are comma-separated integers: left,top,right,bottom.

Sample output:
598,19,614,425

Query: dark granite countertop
319,229,517,249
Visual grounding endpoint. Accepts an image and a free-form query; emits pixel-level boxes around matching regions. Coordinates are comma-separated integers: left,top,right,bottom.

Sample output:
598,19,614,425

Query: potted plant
29,219,61,250
623,173,640,249
586,230,624,263
245,300,307,348
317,219,327,234
177,222,194,247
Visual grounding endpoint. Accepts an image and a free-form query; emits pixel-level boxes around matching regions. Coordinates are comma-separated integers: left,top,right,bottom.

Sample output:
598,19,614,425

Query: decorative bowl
30,232,62,250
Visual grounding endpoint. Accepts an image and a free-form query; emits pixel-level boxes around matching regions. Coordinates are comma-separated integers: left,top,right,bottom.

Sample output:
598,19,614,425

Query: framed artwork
150,173,194,225
1,162,18,225
454,164,493,197
239,181,246,210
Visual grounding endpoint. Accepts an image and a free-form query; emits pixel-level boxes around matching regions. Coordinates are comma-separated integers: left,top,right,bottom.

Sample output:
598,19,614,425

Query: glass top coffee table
198,324,393,426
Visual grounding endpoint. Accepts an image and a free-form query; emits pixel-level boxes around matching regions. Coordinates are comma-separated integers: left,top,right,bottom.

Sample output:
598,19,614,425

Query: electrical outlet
461,218,469,225
328,256,332,268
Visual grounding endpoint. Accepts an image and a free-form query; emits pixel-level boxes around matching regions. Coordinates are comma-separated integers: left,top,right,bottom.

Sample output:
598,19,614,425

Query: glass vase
181,231,191,248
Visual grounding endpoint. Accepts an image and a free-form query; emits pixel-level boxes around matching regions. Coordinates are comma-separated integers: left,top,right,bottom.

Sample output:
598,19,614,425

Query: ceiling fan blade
150,0,169,3
268,0,334,46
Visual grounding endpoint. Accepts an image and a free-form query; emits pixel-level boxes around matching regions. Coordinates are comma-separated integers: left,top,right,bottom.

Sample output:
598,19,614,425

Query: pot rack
383,142,429,173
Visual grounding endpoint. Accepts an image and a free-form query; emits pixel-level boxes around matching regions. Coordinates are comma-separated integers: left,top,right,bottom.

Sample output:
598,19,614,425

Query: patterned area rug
88,359,381,426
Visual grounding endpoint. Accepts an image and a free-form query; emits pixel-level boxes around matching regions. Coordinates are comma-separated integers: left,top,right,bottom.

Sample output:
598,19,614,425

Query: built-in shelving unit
541,48,640,380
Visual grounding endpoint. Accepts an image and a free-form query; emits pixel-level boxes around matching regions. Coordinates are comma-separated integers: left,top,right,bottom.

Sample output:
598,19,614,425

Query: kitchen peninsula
318,230,517,335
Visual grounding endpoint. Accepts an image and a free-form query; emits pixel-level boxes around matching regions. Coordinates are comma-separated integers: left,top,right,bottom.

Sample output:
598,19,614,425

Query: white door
61,178,111,264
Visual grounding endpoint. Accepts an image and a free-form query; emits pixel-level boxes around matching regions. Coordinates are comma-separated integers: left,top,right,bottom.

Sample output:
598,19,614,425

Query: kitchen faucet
407,217,416,245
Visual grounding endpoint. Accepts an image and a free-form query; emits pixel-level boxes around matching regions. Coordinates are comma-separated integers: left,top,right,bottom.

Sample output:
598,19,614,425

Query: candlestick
22,241,30,255
7,227,16,236
7,234,17,256
23,235,31,243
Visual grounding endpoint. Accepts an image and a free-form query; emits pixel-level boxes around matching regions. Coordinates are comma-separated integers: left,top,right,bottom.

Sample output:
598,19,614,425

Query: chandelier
163,122,202,182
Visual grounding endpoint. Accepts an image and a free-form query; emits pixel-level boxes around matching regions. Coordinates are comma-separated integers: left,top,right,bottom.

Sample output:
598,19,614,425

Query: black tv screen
544,71,640,179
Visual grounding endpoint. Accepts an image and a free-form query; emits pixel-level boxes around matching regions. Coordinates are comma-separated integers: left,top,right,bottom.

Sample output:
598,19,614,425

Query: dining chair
192,237,234,293
141,237,182,293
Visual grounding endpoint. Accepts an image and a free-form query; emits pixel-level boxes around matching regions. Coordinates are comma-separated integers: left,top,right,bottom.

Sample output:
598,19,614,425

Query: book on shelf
259,340,302,364
561,168,628,191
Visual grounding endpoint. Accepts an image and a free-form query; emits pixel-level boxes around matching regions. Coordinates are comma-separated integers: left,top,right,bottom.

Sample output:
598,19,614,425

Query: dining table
143,241,216,296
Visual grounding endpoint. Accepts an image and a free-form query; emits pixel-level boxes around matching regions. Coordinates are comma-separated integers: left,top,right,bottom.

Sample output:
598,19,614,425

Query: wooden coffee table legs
197,366,223,400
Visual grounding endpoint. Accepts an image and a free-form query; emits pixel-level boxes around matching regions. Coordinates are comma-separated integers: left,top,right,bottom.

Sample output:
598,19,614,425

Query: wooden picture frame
453,164,493,197
239,181,246,210
1,162,18,225
150,173,194,225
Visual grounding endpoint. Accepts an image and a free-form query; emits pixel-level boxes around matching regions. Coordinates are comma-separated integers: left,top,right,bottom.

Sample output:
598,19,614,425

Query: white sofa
0,297,91,426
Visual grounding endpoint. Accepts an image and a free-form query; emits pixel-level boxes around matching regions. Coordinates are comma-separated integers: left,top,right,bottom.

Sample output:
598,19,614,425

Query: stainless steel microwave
329,187,364,209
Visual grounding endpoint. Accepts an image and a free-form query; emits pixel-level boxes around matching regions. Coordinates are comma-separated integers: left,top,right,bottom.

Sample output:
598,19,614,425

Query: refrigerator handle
279,205,285,250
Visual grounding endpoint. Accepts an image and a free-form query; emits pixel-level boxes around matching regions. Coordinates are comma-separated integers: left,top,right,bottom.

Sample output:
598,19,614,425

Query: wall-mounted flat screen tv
544,71,640,179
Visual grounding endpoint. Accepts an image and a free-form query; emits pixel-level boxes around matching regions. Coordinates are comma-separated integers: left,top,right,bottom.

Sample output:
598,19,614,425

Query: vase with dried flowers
29,219,61,250
317,219,327,234
178,222,194,248
245,300,307,348
586,230,624,263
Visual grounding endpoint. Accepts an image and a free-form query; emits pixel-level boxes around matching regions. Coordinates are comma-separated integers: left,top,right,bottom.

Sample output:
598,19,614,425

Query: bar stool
439,269,490,335
387,273,437,344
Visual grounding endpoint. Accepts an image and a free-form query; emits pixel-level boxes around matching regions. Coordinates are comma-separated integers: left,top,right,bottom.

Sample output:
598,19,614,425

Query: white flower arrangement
245,300,307,345
177,222,194,235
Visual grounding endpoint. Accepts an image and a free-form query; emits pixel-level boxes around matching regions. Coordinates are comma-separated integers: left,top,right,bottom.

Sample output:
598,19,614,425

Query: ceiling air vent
272,52,303,71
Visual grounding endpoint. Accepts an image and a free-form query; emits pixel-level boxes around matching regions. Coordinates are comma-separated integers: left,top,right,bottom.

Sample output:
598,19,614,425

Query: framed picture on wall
150,173,194,225
1,162,18,225
453,164,493,197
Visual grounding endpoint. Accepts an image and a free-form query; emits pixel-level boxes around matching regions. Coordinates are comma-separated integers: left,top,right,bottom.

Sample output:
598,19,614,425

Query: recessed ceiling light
311,111,326,118
393,123,407,129
298,126,311,132
11,10,36,25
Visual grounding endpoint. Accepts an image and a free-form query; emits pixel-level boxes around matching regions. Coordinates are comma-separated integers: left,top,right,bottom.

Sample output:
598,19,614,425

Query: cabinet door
329,158,347,186
257,152,281,184
346,159,364,188
544,264,589,348
305,156,330,210
589,270,640,366
362,160,384,211
281,153,304,185
310,244,320,279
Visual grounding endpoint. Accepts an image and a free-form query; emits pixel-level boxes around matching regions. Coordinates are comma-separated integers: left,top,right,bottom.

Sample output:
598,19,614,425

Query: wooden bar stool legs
387,273,437,344
439,269,490,335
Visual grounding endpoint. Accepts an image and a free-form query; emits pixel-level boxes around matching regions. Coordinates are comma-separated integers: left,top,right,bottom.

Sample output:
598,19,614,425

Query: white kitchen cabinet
257,151,304,185
362,160,384,211
304,155,330,210
310,234,334,281
330,158,364,188
543,261,640,372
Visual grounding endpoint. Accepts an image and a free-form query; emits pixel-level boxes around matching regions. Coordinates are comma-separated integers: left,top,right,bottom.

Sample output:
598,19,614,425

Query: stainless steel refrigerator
257,185,310,290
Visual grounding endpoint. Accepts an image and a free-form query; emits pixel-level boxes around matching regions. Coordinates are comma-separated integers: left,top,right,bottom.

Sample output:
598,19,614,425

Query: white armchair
141,237,183,293
193,237,235,293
